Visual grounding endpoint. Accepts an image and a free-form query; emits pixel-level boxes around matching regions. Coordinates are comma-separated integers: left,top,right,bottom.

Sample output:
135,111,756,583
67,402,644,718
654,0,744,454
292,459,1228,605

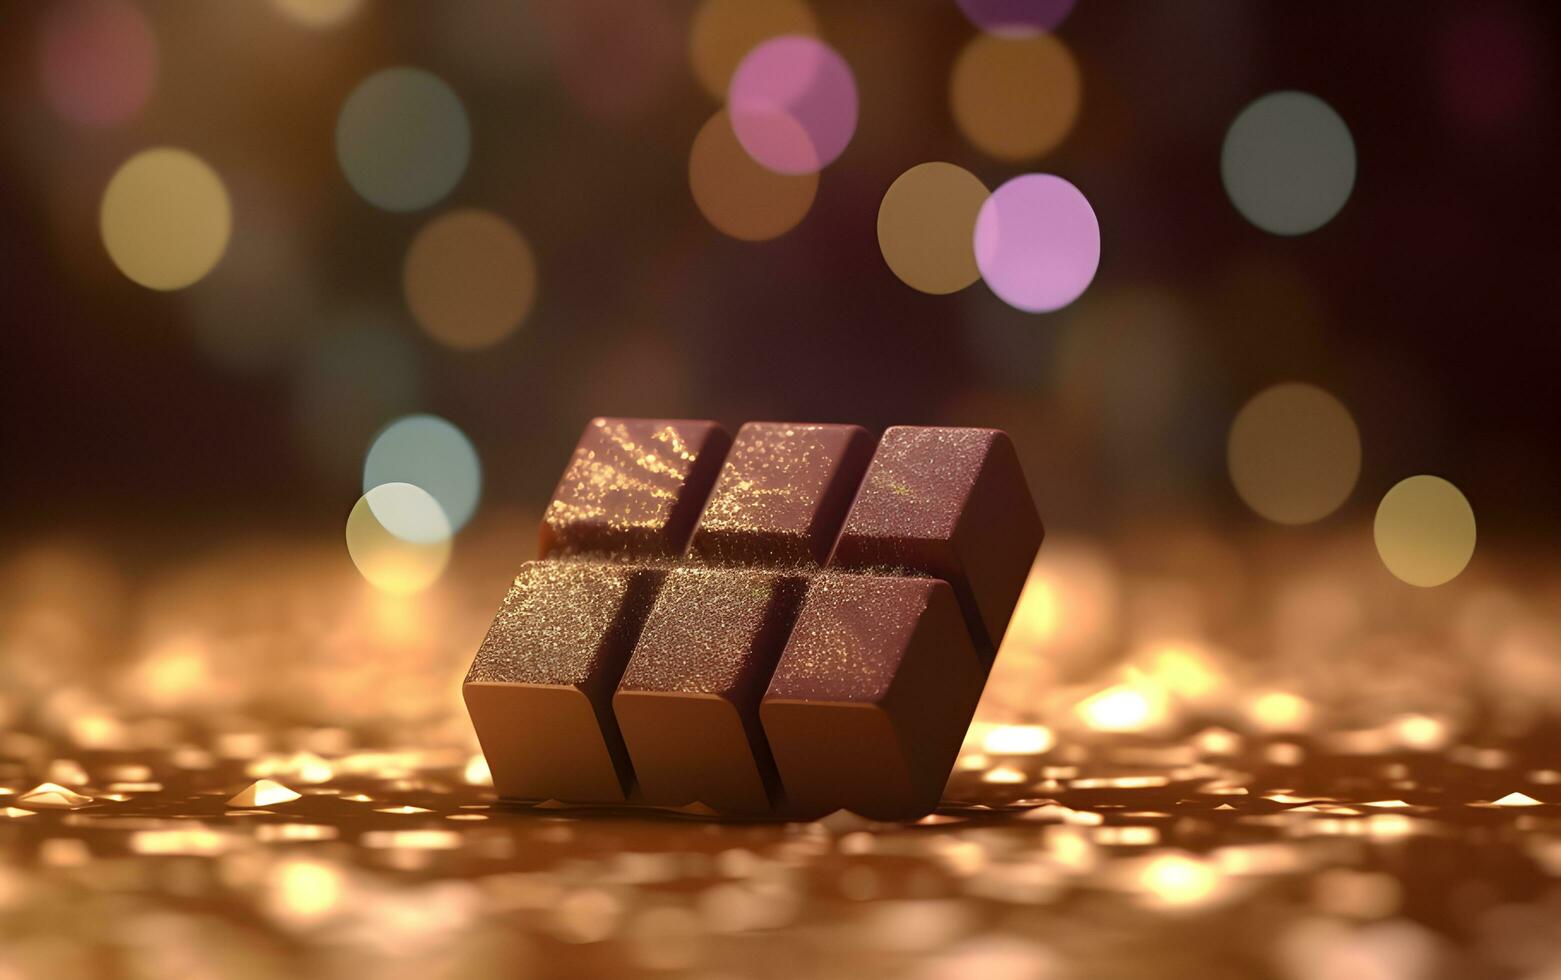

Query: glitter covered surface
620,566,804,699
765,574,951,704
838,427,1001,542
539,418,731,559
762,574,985,818
614,568,805,813
689,422,875,566
833,426,1043,656
466,561,661,688
4,524,1561,977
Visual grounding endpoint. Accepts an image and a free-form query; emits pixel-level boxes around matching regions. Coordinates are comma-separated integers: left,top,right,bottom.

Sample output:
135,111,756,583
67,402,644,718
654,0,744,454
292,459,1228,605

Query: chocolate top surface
541,418,727,556
764,573,937,704
837,426,1002,543
619,567,797,699
690,422,873,565
467,561,648,687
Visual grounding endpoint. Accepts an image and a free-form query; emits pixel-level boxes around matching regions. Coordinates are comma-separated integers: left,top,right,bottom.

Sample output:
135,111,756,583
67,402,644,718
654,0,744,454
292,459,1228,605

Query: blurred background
5,0,1558,538
2,0,1559,752
5,3,1561,977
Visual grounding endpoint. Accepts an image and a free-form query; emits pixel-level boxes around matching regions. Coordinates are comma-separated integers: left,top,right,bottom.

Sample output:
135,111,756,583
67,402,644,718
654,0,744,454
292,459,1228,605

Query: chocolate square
464,561,663,802
689,422,874,566
828,426,1043,657
539,417,731,559
760,573,987,819
613,567,805,813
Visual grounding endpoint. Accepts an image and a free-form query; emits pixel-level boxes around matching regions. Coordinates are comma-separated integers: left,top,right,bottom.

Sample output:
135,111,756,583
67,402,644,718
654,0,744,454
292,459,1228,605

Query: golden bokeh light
688,0,817,100
1228,382,1361,524
1075,683,1163,733
404,209,537,350
1248,691,1314,733
1374,476,1476,587
1136,852,1222,909
689,110,817,241
272,0,362,28
950,33,1081,161
266,858,345,925
344,483,452,595
100,148,232,290
876,162,988,295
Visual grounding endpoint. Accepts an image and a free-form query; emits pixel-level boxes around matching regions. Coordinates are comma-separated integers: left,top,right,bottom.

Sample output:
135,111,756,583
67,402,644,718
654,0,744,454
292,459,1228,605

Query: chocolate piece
463,561,663,802
467,417,1045,819
539,418,731,559
828,426,1042,657
613,567,805,813
689,422,875,566
760,573,986,820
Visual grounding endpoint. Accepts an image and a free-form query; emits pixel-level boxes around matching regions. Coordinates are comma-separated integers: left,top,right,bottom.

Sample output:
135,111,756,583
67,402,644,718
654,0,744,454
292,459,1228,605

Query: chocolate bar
464,417,1042,818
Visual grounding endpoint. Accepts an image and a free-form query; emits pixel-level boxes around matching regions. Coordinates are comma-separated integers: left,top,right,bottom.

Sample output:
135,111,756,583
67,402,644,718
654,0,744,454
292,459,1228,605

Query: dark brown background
2,1,1556,551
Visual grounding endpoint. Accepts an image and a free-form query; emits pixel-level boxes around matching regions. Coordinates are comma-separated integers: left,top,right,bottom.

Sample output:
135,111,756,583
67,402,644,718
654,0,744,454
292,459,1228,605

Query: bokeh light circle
1221,91,1355,236
273,0,362,28
690,110,817,241
1374,476,1476,588
404,209,537,350
877,162,988,295
689,0,817,100
728,35,857,175
345,483,451,594
1228,383,1361,524
336,67,470,212
974,173,1100,313
950,34,1081,162
100,148,232,291
956,0,1075,36
38,0,157,128
363,414,482,535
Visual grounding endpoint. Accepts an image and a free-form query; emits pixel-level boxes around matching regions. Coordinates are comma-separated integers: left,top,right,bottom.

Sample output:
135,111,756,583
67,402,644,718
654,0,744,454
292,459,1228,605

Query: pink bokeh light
728,35,857,176
974,174,1100,314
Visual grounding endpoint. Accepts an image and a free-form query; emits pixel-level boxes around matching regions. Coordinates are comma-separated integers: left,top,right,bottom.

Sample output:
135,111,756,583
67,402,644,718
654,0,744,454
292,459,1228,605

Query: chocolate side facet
760,573,986,820
827,426,1043,658
464,560,664,802
688,422,875,566
539,417,731,559
613,566,805,813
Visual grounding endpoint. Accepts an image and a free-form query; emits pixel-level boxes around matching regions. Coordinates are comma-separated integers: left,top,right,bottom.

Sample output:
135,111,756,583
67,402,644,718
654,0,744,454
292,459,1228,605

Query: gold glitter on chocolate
614,567,806,812
539,417,730,559
619,566,803,697
689,421,874,565
464,561,664,803
467,561,661,687
831,426,1043,658
761,573,986,819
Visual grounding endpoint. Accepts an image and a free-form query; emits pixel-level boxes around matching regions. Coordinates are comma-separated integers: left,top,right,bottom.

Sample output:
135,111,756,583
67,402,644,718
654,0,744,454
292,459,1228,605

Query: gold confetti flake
15,783,94,810
227,779,302,808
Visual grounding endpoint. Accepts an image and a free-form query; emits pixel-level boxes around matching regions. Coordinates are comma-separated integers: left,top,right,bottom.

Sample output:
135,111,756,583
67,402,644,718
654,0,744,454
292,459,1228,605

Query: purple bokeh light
956,0,1076,37
974,174,1100,314
727,35,857,175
